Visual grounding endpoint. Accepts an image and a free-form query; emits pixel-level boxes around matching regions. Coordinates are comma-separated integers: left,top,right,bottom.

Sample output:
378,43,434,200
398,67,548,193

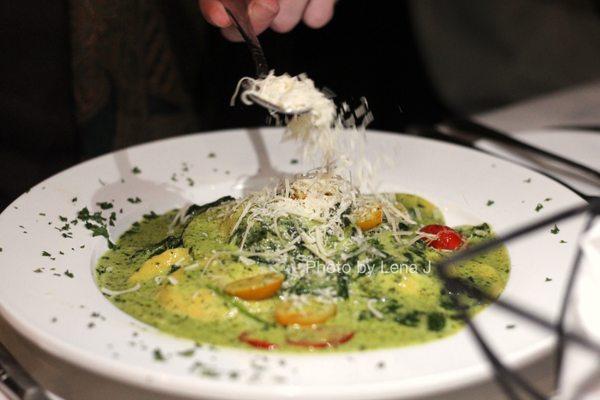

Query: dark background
167,1,446,131
0,1,445,210
1,0,599,210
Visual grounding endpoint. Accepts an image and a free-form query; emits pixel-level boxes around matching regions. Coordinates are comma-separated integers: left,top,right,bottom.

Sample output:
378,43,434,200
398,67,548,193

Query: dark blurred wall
185,0,446,132
0,1,443,210
410,0,600,113
0,0,78,209
2,0,598,210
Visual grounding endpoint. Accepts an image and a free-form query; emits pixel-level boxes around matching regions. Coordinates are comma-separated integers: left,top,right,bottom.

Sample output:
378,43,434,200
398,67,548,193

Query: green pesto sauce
95,193,510,353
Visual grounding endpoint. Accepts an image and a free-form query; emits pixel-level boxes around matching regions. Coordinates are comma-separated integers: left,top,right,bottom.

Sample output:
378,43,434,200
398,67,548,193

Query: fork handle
220,0,270,77
444,118,600,181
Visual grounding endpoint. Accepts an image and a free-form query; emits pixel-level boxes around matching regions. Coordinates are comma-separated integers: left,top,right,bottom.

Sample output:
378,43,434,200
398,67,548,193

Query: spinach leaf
427,312,446,331
394,311,422,327
134,196,234,261
185,196,235,219
336,270,350,299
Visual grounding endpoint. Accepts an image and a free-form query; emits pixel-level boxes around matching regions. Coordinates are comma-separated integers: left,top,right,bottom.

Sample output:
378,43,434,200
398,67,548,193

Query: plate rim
0,127,586,399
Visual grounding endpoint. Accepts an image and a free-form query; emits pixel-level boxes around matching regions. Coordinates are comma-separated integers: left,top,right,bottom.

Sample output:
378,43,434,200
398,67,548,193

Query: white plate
579,218,600,343
476,129,600,196
0,128,588,400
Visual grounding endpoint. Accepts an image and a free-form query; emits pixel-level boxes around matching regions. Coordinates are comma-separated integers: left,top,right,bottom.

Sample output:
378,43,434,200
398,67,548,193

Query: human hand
199,0,336,41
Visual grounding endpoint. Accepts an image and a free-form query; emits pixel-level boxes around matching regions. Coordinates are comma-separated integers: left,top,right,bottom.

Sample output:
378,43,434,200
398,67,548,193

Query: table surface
1,79,600,400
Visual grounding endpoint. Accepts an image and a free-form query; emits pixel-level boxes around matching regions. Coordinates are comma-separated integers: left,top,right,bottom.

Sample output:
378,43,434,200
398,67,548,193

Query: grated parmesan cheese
232,70,373,179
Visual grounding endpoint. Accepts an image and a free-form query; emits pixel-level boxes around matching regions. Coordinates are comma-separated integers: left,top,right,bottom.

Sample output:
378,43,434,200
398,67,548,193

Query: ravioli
95,176,509,352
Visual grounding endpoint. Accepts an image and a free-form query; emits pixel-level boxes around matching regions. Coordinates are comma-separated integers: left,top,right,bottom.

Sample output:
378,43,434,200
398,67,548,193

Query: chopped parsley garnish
208,152,216,158
506,324,516,329
187,177,195,187
131,166,141,174
143,211,159,220
72,197,78,203
559,240,567,244
190,361,220,377
77,207,116,249
550,224,560,234
178,348,195,357
535,203,543,212
96,201,113,210
33,268,43,273
523,178,532,183
486,200,495,206
64,270,74,278
153,348,166,361
229,371,239,380
127,197,142,204
87,224,109,240
290,158,299,164
545,277,552,282
42,251,51,257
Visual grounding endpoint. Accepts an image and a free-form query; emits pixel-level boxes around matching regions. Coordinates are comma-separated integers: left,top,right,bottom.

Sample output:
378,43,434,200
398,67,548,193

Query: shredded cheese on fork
231,70,372,174
232,71,335,120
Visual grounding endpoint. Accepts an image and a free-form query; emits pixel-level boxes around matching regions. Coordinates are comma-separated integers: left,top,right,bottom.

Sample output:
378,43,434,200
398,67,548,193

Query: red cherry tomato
238,331,279,350
286,326,355,349
419,224,464,250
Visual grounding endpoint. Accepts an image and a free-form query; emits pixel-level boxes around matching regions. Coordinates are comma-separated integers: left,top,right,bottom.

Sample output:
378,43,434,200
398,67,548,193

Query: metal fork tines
0,344,50,400
220,0,310,117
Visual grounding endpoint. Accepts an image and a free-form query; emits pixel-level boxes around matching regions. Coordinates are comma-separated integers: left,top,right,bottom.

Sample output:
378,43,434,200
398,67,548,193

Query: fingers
271,0,310,33
201,0,333,42
222,0,279,42
198,0,231,28
303,0,336,29
249,0,280,33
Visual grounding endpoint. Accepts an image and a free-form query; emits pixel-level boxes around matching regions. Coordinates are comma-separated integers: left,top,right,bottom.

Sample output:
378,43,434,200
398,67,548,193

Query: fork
219,0,311,116
406,123,599,203
0,343,50,400
440,118,600,182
